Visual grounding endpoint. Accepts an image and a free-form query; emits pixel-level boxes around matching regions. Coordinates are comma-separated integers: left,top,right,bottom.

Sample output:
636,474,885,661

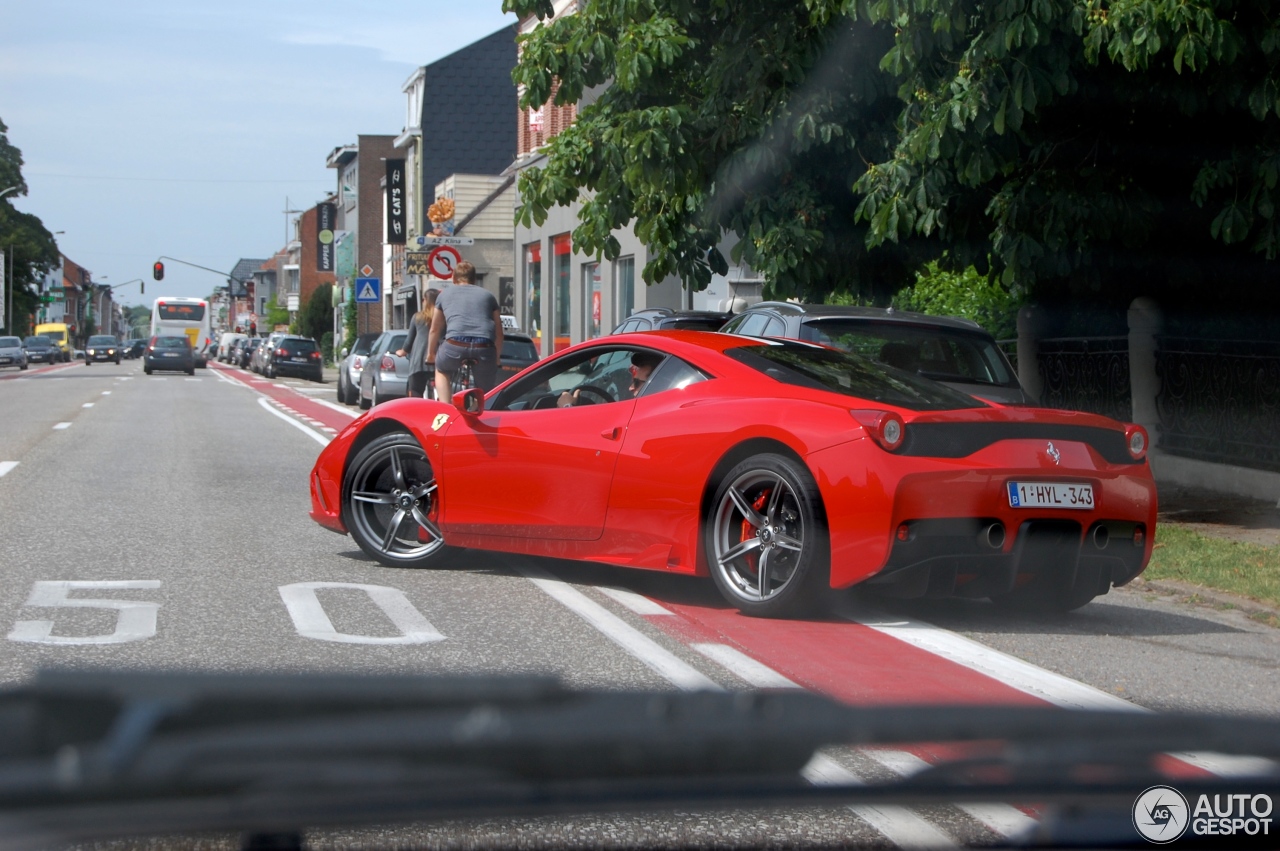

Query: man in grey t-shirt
427,261,504,397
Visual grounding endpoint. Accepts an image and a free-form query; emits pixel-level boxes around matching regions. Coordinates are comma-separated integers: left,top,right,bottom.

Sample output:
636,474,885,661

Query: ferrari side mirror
453,387,484,416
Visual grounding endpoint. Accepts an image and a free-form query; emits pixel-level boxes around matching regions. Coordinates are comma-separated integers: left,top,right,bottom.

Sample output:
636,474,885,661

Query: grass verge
1145,524,1280,612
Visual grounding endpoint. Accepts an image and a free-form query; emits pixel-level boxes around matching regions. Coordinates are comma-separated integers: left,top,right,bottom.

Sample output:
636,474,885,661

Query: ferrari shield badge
431,413,450,431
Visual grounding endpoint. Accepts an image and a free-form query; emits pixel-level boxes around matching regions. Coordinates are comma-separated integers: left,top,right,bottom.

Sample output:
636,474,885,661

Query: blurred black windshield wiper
0,670,1278,849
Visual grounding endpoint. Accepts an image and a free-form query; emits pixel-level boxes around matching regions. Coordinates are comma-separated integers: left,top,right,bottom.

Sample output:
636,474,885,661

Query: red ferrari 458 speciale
309,332,1155,618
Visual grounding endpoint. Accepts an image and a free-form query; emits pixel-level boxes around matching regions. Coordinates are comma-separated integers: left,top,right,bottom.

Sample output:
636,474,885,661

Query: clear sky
2,0,516,307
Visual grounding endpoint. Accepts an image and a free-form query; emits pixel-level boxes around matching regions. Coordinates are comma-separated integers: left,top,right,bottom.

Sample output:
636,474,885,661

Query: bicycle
450,357,478,395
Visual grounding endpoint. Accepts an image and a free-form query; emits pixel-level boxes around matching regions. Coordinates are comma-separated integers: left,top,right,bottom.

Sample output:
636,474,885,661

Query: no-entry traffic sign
427,245,462,280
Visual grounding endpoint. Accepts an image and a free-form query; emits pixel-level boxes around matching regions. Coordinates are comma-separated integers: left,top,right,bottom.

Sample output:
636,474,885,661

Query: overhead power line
29,172,330,185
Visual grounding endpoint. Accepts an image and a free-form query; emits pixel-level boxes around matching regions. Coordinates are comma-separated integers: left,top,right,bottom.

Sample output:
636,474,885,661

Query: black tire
144,367,153,375
186,366,196,376
358,382,372,410
342,431,452,569
706,453,828,617
20,363,27,371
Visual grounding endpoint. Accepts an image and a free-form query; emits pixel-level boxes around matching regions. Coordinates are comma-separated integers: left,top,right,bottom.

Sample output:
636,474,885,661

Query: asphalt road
1,357,1277,848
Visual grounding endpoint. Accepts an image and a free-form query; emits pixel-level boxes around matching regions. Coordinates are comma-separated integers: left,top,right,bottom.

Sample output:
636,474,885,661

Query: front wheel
706,454,828,618
343,432,452,569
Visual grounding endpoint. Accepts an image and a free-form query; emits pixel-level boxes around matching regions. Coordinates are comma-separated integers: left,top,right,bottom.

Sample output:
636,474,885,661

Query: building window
583,262,602,338
553,233,571,339
616,256,635,325
524,242,541,336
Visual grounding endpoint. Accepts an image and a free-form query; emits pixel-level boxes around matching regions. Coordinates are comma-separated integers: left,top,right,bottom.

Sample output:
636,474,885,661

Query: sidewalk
1157,483,1280,548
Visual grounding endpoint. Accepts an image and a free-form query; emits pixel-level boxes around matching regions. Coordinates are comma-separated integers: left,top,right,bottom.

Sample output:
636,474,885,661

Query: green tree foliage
0,118,59,336
506,0,916,302
508,0,1280,311
266,298,289,331
298,283,332,342
891,262,1023,339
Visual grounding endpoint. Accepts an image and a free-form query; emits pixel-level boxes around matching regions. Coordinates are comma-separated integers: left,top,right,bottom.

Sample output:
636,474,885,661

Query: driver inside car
558,351,661,407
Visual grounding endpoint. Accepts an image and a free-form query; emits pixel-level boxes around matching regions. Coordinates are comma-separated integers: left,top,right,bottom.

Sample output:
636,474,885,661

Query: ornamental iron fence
1155,337,1280,473
1035,337,1132,422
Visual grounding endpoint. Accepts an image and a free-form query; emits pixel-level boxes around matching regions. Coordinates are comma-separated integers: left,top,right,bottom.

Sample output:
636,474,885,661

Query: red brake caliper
738,490,771,574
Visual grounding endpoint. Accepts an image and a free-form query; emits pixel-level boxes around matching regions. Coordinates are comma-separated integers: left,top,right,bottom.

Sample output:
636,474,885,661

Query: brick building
327,135,397,338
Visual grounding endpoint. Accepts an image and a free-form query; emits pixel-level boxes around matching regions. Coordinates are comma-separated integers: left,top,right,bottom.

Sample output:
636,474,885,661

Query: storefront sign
316,203,336,271
385,159,406,245
405,252,432,276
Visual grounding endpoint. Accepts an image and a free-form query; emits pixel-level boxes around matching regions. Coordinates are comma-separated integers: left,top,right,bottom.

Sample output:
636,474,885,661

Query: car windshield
5,4,1280,850
727,341,984,411
0,337,19,348
801,319,1018,387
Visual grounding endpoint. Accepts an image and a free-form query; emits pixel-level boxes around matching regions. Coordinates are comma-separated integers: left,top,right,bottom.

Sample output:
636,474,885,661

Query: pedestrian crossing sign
355,277,381,303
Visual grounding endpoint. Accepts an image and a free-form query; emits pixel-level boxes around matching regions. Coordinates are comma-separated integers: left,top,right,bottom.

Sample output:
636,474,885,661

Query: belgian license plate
163,352,179,357
291,357,307,362
1008,481,1094,509
0,358,9,363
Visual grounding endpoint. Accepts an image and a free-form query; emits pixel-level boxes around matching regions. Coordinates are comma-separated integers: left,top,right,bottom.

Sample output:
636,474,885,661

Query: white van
217,333,247,363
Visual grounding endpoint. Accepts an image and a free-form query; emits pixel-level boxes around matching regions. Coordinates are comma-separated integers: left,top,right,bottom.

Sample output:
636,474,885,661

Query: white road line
82,403,94,408
803,753,958,849
846,606,1135,712
52,422,71,430
0,462,17,479
256,397,330,446
598,586,674,615
863,749,1037,839
101,391,111,395
306,397,358,418
847,606,1274,777
184,378,201,382
517,563,720,692
691,642,803,689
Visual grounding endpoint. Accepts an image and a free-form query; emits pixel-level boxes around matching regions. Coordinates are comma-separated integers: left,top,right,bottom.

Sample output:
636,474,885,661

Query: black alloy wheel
343,431,451,569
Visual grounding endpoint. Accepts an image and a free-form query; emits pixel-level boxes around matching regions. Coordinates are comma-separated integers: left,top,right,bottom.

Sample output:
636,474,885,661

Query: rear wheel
343,432,452,569
706,454,827,618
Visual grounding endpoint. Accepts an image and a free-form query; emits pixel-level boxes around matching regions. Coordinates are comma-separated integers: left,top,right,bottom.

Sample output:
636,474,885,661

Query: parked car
265,336,323,381
253,332,287,375
143,335,195,375
718,302,1031,405
84,334,121,365
311,332,1154,617
336,332,380,405
237,337,261,369
121,338,147,359
498,331,540,381
21,336,60,364
357,330,408,409
610,307,735,334
217,332,247,363
0,336,28,370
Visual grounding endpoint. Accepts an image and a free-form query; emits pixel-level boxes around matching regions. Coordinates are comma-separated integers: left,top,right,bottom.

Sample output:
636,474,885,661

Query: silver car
0,336,27,371
357,330,408,409
336,332,380,406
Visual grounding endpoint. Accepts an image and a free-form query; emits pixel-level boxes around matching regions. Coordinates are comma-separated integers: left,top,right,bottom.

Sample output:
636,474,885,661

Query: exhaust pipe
1092,525,1110,550
980,523,1006,550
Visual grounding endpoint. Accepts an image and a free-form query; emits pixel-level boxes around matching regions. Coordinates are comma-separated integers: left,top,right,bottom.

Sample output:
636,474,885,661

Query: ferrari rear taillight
380,355,395,371
851,410,906,452
1125,424,1148,460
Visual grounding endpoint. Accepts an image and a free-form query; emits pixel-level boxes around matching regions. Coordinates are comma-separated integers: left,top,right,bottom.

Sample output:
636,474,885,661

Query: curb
1126,576,1280,625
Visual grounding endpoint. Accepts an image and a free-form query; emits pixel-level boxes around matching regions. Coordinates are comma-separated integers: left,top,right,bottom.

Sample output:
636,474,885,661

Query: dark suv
267,336,323,381
610,307,734,334
719,302,1030,405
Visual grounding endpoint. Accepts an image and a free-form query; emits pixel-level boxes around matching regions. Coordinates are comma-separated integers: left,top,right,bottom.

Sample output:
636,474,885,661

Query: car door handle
600,427,622,440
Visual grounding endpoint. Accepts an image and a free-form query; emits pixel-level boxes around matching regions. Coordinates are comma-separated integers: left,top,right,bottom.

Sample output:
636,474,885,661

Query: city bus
150,297,212,354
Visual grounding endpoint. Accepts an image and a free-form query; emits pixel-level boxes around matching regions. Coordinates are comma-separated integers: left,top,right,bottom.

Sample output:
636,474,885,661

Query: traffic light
153,261,165,281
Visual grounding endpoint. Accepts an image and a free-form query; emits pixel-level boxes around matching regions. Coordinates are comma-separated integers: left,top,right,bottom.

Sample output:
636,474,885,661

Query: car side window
637,356,708,398
490,348,639,411
735,313,771,337
762,316,787,338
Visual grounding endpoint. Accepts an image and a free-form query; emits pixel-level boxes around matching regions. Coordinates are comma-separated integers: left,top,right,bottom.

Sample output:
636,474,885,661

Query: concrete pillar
540,237,554,358
1127,296,1163,438
1016,305,1044,403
